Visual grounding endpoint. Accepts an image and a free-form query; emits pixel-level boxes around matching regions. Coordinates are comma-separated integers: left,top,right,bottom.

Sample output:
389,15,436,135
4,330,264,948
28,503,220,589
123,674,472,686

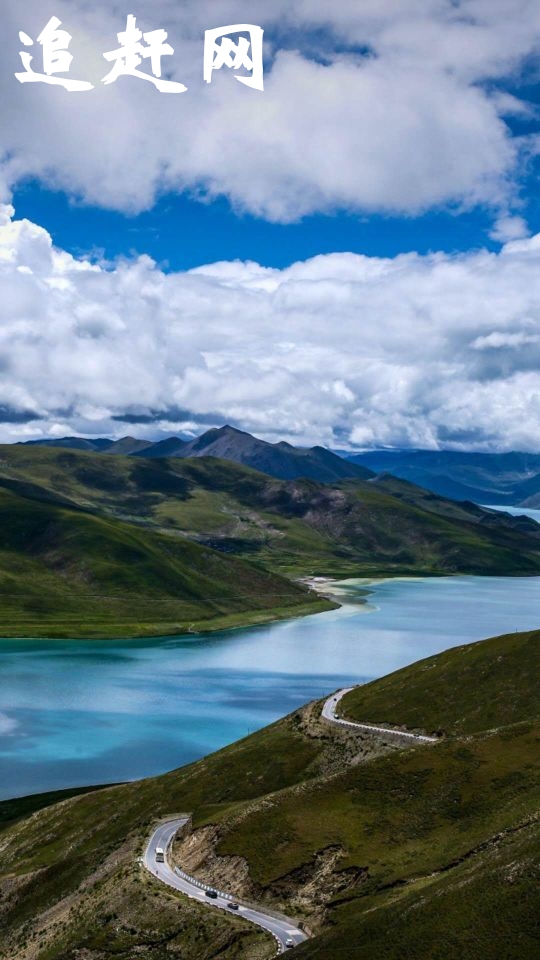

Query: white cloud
489,215,530,243
1,205,540,450
0,712,18,735
472,330,540,349
0,0,538,221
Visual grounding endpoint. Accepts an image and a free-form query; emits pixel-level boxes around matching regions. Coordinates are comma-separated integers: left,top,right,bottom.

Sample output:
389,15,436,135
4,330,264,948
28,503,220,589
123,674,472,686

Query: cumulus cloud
489,215,530,242
0,0,538,221
1,205,540,451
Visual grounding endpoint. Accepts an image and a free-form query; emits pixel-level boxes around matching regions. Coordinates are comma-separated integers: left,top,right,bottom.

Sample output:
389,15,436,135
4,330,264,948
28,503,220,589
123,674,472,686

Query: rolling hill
2,444,540,580
0,627,538,959
24,433,540,505
340,626,540,736
0,483,328,639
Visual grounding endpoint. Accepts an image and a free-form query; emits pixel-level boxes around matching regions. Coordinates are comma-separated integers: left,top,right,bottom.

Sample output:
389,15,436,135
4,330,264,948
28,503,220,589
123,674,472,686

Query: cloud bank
1,205,540,451
0,0,539,222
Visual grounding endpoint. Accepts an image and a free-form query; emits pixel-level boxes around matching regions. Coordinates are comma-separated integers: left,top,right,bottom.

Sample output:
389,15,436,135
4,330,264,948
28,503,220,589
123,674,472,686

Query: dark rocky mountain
105,437,155,455
346,449,540,507
23,426,372,483
134,436,188,458
158,425,373,482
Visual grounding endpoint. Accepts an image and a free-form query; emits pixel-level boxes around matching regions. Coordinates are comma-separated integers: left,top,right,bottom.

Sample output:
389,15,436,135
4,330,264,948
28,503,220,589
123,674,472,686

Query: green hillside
340,628,540,736
295,822,539,960
0,484,327,639
0,628,538,959
0,444,539,578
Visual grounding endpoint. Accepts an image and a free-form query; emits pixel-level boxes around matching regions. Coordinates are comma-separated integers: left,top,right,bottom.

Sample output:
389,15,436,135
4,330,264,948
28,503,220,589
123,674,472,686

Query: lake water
483,504,540,523
1,574,540,801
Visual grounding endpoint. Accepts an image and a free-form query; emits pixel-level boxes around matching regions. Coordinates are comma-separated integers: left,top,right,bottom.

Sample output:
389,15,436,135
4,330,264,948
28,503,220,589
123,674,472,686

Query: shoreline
3,567,536,643
3,575,540,804
0,594,336,643
301,573,421,601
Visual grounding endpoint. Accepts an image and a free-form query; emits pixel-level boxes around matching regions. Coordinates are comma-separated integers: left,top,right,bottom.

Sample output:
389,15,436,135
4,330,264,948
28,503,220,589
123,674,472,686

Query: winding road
322,687,439,742
143,818,307,953
142,689,437,953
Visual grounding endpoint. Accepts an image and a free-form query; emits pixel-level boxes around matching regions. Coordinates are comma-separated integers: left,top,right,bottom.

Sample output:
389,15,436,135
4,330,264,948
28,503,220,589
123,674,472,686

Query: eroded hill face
0,629,538,960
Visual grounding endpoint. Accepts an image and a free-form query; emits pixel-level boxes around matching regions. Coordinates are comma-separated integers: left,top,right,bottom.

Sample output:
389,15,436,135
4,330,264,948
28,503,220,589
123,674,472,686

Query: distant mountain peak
218,424,243,434
21,426,373,484
206,425,254,441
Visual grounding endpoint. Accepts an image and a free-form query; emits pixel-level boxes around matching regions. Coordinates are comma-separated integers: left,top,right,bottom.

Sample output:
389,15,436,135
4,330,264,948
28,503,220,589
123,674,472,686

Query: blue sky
11,77,540,270
1,1,540,450
13,179,534,271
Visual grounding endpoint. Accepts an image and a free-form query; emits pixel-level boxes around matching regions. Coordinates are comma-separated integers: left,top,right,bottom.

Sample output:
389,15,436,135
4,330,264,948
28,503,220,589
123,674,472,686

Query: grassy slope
340,628,540,736
0,485,327,639
0,720,322,960
297,823,540,960
0,629,538,959
0,445,539,577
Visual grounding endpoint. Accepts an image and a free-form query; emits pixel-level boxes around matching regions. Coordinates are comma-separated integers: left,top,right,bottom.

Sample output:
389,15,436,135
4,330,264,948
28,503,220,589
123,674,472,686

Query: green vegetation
296,822,540,960
1,444,539,583
340,627,540,736
215,725,538,886
0,785,112,831
0,628,538,959
1,443,538,637
0,483,328,638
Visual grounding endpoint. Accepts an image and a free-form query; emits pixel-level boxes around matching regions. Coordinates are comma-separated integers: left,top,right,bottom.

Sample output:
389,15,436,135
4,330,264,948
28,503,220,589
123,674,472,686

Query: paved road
142,694,436,953
322,688,439,742
143,819,308,954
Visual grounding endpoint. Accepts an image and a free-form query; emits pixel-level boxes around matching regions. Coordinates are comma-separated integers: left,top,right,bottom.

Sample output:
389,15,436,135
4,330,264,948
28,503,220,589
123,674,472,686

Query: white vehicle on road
144,820,307,954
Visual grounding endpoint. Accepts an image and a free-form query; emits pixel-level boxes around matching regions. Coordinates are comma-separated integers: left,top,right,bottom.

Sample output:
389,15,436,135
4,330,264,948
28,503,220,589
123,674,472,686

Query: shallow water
1,574,539,800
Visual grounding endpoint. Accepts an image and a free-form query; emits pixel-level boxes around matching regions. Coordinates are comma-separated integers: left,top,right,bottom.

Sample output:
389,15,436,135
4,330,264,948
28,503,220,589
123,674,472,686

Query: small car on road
227,902,239,910
285,939,294,948
205,890,218,899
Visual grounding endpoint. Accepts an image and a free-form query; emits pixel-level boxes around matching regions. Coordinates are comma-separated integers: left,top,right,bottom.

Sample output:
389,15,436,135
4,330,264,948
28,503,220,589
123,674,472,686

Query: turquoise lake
1,573,540,801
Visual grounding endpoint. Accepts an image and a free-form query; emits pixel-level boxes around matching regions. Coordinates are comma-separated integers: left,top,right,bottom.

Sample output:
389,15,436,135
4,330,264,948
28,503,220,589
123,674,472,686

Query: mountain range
23,429,540,507
1,443,540,641
22,425,372,484
346,449,540,507
5,431,540,638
